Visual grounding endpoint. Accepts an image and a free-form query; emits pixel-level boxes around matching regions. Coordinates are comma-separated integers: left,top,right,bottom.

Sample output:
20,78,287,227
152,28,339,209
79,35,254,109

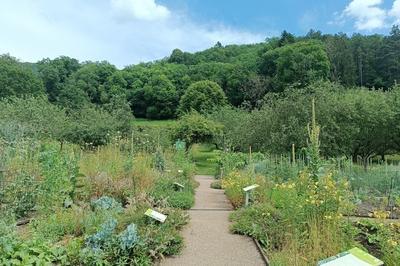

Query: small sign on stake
173,182,185,191
243,184,259,192
243,184,259,206
145,209,167,223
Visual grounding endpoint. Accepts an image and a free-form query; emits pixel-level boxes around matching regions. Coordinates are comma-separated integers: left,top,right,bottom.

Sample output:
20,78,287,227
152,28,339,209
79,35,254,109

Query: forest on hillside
1,26,400,160
1,26,400,119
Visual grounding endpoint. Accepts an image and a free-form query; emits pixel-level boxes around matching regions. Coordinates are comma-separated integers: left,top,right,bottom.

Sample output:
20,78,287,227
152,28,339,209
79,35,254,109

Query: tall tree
69,61,117,105
178,80,227,114
377,25,400,88
260,40,330,91
350,34,382,88
325,33,357,86
278,30,296,47
37,56,80,102
0,55,44,98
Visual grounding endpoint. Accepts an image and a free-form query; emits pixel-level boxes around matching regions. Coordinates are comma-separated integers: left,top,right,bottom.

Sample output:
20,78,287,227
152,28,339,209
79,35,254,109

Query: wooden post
131,131,134,155
291,144,295,164
249,146,252,164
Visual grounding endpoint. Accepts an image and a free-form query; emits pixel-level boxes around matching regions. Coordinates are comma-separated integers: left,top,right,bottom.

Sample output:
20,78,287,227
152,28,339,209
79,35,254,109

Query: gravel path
161,175,265,266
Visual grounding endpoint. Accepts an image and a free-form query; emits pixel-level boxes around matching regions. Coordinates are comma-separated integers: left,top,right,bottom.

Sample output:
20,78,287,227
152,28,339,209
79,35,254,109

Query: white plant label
243,184,259,192
174,182,185,188
145,209,167,223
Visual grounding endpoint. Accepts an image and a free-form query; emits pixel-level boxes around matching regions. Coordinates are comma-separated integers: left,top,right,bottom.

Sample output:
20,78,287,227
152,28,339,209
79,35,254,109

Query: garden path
161,175,265,266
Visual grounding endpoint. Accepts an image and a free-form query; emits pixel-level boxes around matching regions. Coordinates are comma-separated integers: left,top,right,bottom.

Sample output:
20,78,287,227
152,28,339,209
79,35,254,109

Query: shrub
355,220,400,265
178,80,227,114
85,218,118,252
1,173,39,218
36,143,79,212
65,106,121,146
230,203,284,249
222,171,265,208
210,180,222,189
91,196,123,213
0,96,68,142
0,221,66,265
167,192,194,209
31,205,122,243
173,112,223,148
150,176,194,210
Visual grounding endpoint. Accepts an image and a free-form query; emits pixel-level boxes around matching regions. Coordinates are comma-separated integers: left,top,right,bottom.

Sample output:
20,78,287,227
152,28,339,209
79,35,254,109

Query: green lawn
190,143,218,176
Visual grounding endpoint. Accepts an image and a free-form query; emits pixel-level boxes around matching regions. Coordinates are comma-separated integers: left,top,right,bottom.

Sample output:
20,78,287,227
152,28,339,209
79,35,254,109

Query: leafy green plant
91,196,123,213
173,112,223,148
210,180,222,189
150,176,194,210
85,218,118,252
154,148,165,172
1,173,39,218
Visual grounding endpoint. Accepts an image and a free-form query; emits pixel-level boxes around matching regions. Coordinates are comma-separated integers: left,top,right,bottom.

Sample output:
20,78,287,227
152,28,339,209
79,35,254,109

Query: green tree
377,25,400,88
0,55,44,98
173,112,223,148
37,56,80,102
178,80,227,114
278,30,296,47
142,74,178,119
57,80,90,110
70,61,117,105
325,34,357,86
350,34,382,88
259,40,330,91
0,96,68,142
103,94,133,133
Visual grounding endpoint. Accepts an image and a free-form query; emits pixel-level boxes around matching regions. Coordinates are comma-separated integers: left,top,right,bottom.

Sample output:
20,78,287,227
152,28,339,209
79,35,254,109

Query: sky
0,0,399,68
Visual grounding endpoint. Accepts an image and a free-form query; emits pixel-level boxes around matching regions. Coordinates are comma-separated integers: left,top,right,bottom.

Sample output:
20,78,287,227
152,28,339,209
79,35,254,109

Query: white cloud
0,0,265,68
389,0,400,24
343,0,387,30
334,0,400,31
111,0,170,21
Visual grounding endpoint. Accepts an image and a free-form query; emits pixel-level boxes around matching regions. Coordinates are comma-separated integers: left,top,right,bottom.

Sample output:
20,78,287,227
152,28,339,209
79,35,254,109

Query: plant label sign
318,247,383,266
243,184,259,192
145,209,167,223
243,184,259,206
173,182,184,189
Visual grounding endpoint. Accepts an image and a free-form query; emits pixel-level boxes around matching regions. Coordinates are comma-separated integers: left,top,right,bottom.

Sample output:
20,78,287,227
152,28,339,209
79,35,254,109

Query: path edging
252,238,270,266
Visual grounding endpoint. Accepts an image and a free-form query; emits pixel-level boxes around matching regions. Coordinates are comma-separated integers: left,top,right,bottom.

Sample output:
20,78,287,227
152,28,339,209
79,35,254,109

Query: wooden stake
292,144,295,164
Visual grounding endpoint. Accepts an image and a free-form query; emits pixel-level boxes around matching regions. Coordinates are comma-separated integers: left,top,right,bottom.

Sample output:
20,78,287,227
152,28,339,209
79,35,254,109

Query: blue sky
0,0,399,67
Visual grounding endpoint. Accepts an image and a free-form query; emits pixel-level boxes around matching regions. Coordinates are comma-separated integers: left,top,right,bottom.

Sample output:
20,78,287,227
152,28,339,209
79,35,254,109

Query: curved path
161,175,265,266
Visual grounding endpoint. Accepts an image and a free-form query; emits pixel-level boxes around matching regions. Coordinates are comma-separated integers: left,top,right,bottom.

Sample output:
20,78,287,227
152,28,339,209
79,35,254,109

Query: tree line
207,81,400,165
1,26,399,120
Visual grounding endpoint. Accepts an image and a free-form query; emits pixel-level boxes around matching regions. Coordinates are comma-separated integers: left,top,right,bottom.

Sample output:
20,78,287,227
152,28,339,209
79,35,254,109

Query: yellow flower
388,239,398,247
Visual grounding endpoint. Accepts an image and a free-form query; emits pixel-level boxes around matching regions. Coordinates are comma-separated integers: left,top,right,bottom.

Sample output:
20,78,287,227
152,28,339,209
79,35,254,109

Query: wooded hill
1,26,400,119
